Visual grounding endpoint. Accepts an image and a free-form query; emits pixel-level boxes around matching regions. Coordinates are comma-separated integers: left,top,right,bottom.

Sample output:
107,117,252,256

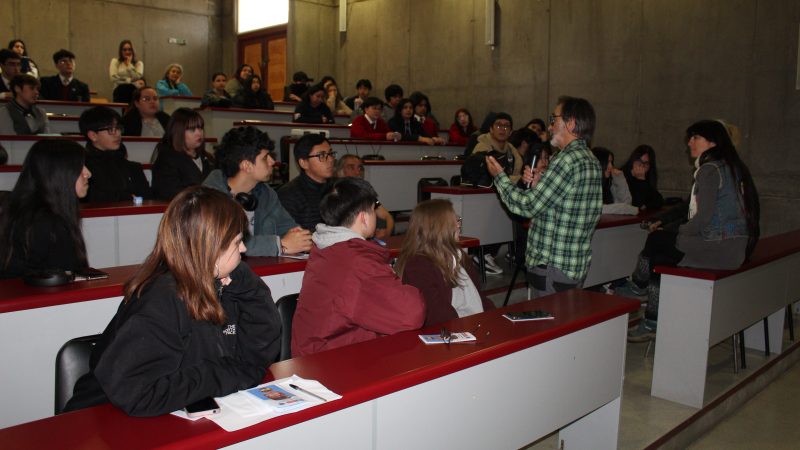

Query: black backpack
460,150,511,187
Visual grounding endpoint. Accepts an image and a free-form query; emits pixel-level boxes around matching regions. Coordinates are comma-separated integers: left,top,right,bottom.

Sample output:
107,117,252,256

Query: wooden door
237,25,287,101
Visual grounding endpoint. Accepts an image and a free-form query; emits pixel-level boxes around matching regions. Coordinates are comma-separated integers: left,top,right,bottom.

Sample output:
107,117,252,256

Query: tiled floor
479,250,798,449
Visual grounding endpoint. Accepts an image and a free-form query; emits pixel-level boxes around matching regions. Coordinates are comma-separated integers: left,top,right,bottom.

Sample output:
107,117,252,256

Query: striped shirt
494,139,603,281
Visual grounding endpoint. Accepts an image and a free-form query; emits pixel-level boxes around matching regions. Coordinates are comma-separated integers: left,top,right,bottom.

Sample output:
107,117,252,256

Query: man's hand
386,131,401,141
280,226,312,254
611,167,623,177
485,155,504,177
647,220,662,233
632,161,647,180
432,136,445,145
521,165,543,188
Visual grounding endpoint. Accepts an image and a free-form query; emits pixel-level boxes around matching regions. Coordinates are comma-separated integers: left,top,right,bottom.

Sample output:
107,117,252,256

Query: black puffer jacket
65,262,281,416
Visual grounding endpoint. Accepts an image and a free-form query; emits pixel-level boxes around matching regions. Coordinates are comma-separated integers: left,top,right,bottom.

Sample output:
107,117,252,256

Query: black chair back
54,334,100,415
276,294,299,361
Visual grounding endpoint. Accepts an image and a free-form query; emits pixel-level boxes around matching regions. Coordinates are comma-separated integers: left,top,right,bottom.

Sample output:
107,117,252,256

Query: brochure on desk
172,375,342,432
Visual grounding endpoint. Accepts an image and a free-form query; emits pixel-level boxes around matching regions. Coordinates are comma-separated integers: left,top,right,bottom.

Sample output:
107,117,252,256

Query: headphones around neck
234,191,258,211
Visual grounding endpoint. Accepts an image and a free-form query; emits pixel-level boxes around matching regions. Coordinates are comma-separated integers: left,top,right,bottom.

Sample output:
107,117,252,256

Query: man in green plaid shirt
487,96,602,297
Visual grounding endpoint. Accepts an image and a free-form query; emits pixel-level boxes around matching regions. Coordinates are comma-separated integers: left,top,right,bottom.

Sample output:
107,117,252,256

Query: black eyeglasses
306,150,337,162
374,200,382,210
548,114,562,125
457,215,463,231
96,125,124,134
636,159,651,166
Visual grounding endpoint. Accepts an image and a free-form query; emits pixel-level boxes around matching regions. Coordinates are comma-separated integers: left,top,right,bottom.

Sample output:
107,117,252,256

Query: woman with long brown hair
396,199,494,326
151,107,214,200
65,186,281,416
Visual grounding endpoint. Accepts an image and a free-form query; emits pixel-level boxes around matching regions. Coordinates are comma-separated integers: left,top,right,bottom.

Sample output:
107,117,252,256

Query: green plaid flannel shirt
494,139,603,281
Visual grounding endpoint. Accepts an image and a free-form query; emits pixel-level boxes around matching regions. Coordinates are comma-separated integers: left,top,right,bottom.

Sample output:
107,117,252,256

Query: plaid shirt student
493,138,603,281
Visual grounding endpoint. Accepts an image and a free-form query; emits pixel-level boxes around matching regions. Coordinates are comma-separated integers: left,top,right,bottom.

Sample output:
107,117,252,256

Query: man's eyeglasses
139,95,159,102
96,126,124,135
374,200,382,210
306,150,337,162
549,114,562,125
493,123,511,130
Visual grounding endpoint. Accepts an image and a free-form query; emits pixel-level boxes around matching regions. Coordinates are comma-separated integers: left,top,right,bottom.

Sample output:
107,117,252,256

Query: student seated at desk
225,64,253,99
39,49,90,102
151,108,214,200
409,91,440,138
292,83,334,124
387,98,443,145
79,106,152,202
201,72,233,108
65,186,281,416
350,96,400,141
155,63,193,99
204,126,312,256
291,177,425,356
0,139,91,278
121,86,170,137
396,199,495,327
0,73,51,135
622,144,663,211
591,147,638,215
448,108,477,146
232,74,274,110
335,153,394,240
628,120,760,341
278,133,334,231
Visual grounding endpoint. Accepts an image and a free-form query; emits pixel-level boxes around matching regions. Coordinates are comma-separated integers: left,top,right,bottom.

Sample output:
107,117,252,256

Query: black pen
289,383,328,402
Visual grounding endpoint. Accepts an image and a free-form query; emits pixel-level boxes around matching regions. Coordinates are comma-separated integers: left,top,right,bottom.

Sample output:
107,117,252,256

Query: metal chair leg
644,338,654,358
763,317,770,356
787,305,794,342
732,334,740,374
503,264,522,307
739,331,746,369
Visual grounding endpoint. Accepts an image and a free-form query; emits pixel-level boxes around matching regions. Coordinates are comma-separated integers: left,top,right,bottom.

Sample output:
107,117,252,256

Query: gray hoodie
312,224,365,250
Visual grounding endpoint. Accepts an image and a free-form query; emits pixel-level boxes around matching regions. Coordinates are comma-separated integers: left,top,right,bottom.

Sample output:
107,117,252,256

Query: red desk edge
654,229,800,280
0,135,217,143
0,237,479,314
234,120,349,129
0,289,638,450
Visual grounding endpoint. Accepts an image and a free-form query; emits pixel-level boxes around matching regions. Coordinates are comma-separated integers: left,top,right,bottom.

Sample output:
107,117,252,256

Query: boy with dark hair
382,83,404,121
345,78,372,113
291,177,425,356
350,97,400,141
204,126,311,256
79,106,152,202
39,49,90,102
278,133,336,231
0,49,22,99
0,74,50,134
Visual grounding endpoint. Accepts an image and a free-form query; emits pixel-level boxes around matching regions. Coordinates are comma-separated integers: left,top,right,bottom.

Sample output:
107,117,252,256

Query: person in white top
109,39,144,103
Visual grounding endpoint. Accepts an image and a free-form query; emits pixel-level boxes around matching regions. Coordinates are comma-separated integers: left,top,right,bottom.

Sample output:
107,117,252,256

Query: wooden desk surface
0,290,638,450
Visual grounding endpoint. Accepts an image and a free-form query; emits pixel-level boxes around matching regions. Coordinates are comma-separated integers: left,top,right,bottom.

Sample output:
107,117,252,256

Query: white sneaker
484,254,503,275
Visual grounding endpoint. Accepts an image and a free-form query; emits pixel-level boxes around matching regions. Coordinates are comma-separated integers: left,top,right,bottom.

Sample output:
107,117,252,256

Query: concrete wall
3,0,799,234
0,0,226,101
290,0,800,236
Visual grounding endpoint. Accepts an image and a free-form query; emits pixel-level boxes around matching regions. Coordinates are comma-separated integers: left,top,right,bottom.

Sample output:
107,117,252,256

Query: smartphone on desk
72,267,110,281
184,397,221,418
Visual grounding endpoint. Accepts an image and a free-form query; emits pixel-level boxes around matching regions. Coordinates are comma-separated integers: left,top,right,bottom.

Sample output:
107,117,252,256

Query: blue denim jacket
699,160,748,241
